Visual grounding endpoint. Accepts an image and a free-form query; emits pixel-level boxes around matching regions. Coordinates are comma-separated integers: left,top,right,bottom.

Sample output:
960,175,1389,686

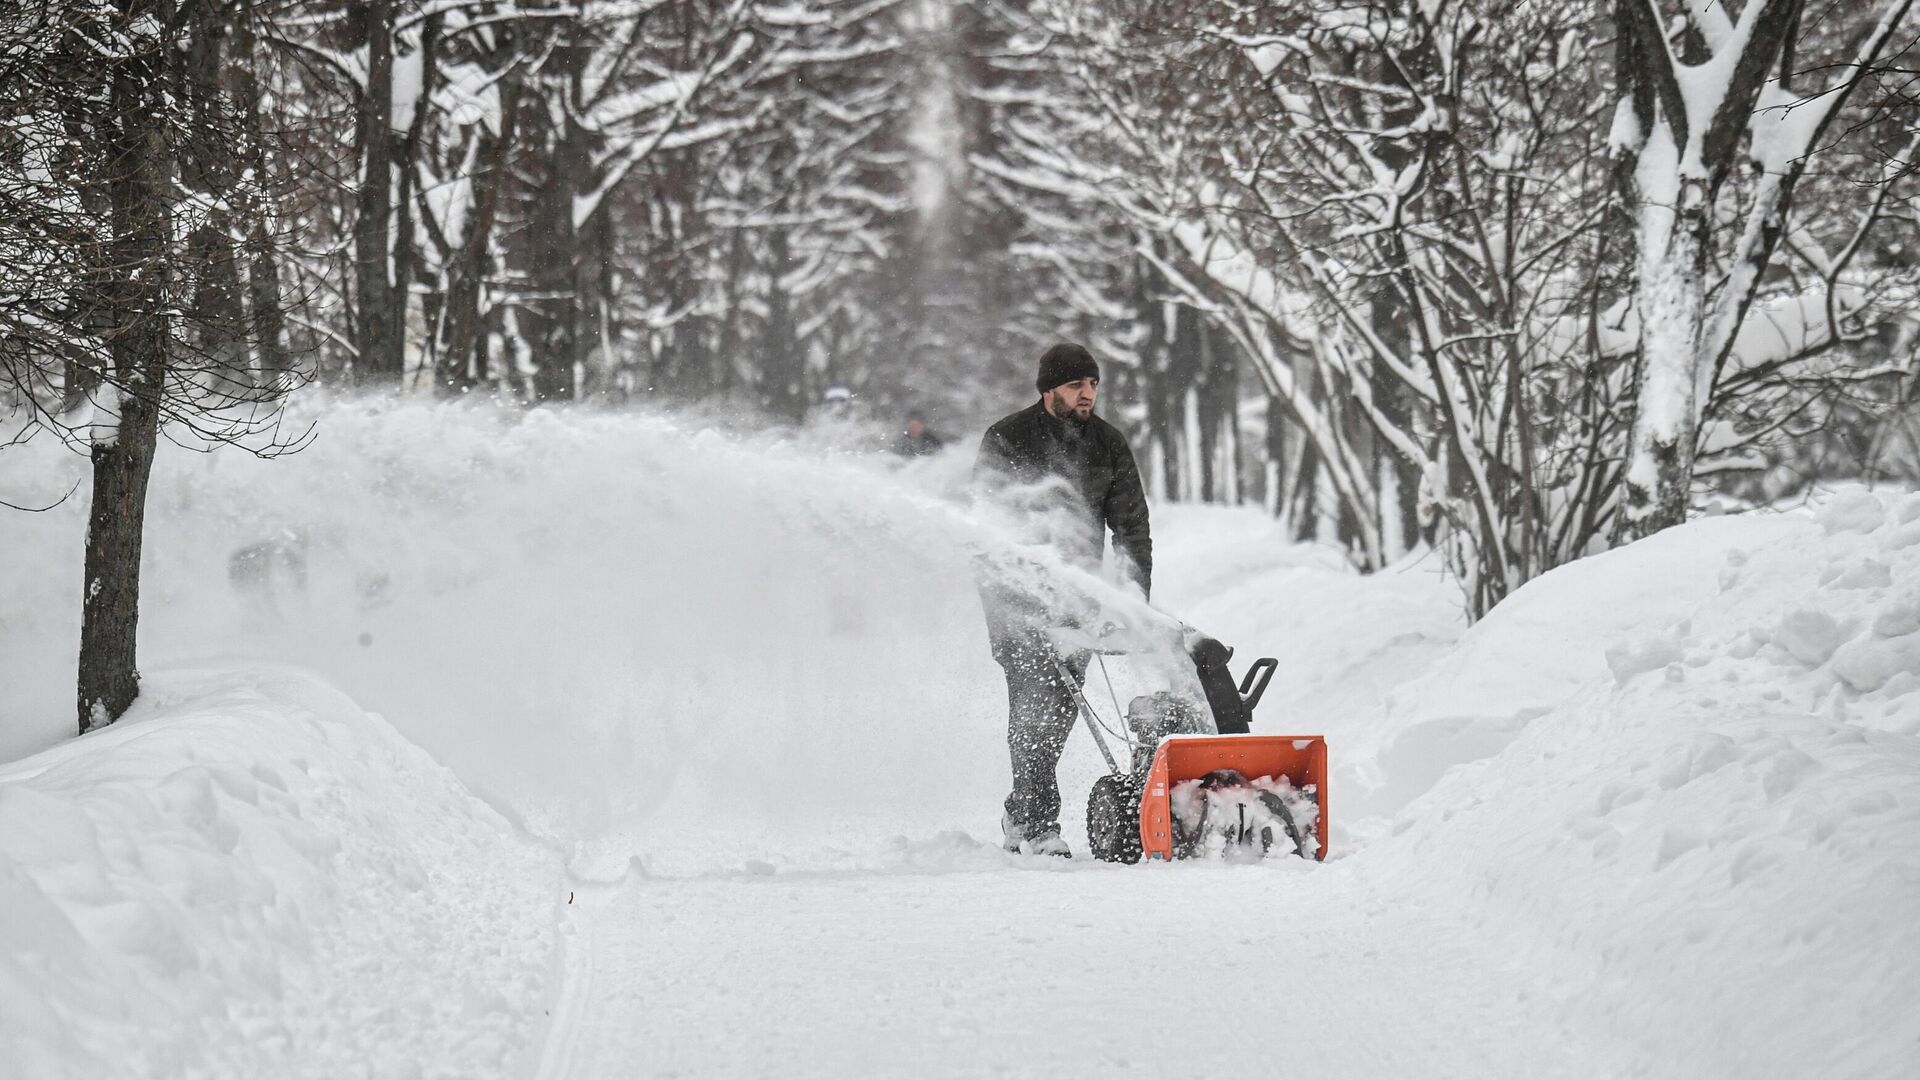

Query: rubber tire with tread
1086,773,1145,864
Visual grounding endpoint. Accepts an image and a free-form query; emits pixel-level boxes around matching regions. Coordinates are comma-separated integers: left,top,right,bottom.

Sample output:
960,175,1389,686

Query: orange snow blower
1070,634,1328,863
1134,734,1329,861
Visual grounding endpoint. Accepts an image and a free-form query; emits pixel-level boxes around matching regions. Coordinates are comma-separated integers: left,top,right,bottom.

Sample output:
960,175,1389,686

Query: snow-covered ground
2,400,1916,1078
0,668,555,1078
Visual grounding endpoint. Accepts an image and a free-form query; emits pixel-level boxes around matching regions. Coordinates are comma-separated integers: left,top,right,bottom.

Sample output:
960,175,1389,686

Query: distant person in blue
971,342,1151,857
890,410,944,458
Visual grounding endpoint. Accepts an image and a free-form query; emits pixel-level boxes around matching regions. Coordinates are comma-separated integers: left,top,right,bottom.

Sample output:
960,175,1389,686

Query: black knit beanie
1035,342,1100,393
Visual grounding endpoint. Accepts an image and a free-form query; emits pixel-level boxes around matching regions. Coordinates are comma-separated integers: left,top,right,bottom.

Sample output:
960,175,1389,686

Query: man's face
906,418,925,437
1044,377,1097,420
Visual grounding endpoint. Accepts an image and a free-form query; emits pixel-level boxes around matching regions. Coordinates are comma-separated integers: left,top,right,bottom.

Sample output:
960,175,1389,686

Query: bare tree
1,0,310,733
1611,0,1916,539
964,0,1920,616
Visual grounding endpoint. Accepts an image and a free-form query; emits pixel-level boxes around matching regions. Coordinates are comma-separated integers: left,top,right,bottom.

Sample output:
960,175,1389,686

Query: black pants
993,631,1091,838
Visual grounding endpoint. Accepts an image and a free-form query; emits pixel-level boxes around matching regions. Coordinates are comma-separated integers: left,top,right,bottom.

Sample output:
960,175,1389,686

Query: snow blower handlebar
1190,634,1257,735
1055,657,1123,774
1239,657,1277,713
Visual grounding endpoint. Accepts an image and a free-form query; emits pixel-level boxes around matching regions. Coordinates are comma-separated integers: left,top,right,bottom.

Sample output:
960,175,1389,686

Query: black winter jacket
972,401,1153,608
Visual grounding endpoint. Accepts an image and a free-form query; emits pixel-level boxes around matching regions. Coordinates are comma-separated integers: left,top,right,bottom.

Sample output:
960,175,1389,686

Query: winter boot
1000,810,1024,854
1002,811,1071,858
1024,829,1072,858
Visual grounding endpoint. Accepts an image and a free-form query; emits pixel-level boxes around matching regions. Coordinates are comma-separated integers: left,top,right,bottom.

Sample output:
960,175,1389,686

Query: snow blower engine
1064,633,1328,864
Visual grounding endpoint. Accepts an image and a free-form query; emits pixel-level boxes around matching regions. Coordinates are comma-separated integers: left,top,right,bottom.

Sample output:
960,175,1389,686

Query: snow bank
0,667,558,1079
1353,514,1796,816
1371,493,1920,1078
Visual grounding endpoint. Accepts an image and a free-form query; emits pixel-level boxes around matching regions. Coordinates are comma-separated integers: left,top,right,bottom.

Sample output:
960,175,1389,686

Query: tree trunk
247,218,289,384
1290,440,1321,543
715,228,746,398
79,3,170,733
574,209,614,397
1609,0,1808,542
563,39,611,399
1368,295,1421,558
1155,302,1205,499
79,396,160,732
1134,255,1173,497
1618,175,1712,541
227,15,289,388
1197,322,1240,504
525,36,592,403
763,227,805,420
352,0,401,383
1264,391,1287,515
436,81,521,394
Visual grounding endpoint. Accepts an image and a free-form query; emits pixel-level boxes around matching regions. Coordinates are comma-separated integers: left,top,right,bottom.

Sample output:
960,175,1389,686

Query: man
972,342,1152,857
891,410,944,457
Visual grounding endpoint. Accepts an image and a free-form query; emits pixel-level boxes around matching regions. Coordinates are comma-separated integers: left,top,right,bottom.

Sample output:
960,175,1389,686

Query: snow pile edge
0,667,560,1080
1377,493,1920,1079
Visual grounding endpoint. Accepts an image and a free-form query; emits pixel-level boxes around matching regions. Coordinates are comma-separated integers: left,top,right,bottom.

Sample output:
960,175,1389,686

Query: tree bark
526,35,591,403
1611,0,1806,542
78,1,170,733
1367,295,1421,558
1619,180,1712,538
228,14,289,387
763,226,805,420
715,228,746,398
562,33,612,399
79,395,160,732
247,217,289,384
352,0,402,383
574,207,614,397
437,82,521,394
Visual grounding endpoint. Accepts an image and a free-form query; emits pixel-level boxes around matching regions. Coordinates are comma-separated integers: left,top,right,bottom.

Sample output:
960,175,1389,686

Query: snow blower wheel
1086,773,1145,864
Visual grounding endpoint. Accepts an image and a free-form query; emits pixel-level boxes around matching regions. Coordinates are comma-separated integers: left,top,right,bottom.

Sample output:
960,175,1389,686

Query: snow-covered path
514,474,1576,1079
6,403,1918,1078
544,854,1620,1080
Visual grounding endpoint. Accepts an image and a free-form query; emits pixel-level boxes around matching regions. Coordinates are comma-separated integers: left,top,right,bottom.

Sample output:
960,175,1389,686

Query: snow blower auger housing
1075,635,1328,864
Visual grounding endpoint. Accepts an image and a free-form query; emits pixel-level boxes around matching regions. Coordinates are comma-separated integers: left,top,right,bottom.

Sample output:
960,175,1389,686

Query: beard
1047,389,1095,421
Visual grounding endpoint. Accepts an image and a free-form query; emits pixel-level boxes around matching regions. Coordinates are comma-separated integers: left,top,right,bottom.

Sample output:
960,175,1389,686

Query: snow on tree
1610,0,1916,540
957,0,1920,615
10,0,1920,651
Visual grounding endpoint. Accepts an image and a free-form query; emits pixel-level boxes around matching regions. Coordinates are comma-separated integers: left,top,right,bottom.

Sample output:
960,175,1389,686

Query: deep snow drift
1369,501,1920,1078
2,400,1918,1078
0,668,555,1078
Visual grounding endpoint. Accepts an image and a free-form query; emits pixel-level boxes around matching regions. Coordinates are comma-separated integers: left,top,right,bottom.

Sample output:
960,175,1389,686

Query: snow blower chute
1065,633,1328,864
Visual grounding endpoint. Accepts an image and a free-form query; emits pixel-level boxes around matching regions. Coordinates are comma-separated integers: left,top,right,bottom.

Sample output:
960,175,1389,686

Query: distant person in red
971,342,1151,857
891,410,944,458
